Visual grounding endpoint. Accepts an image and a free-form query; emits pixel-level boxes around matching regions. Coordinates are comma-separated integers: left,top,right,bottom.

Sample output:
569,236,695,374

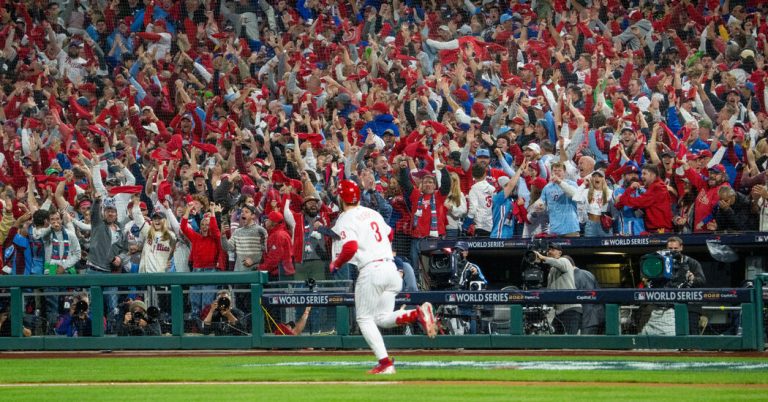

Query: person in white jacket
561,170,614,237
444,172,467,239
130,195,176,275
467,164,495,237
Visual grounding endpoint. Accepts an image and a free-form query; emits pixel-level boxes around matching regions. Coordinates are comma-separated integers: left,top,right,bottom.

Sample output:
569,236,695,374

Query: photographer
118,300,161,336
54,292,93,337
450,241,487,334
201,290,246,336
533,243,582,335
641,237,706,336
450,241,488,291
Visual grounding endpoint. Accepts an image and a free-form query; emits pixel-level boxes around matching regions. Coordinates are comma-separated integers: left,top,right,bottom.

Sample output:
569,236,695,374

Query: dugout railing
0,273,765,351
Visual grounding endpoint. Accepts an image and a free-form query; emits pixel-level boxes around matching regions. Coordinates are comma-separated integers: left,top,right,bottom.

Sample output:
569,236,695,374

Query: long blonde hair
148,220,174,245
447,173,463,206
587,177,610,206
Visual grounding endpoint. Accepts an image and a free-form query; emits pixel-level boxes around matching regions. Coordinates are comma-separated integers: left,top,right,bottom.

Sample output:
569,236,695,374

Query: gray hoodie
86,198,126,271
614,19,655,51
544,256,582,315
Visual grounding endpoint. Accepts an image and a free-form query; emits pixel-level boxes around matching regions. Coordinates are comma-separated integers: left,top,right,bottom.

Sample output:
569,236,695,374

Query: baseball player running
330,180,437,374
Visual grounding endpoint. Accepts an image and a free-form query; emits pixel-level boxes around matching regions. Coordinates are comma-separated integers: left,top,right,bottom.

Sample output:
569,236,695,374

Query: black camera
523,239,549,264
147,306,160,319
521,239,549,290
217,297,231,311
74,300,88,315
132,311,145,323
305,278,316,292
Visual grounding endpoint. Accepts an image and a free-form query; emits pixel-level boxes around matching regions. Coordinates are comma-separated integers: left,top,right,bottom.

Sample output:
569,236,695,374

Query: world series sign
262,288,751,306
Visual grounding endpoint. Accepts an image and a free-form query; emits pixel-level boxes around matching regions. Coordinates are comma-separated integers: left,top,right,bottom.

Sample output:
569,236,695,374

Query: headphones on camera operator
449,241,487,291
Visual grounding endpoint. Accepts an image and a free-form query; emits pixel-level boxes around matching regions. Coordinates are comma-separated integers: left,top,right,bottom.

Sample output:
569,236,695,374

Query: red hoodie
684,168,730,232
615,179,673,231
259,223,294,277
180,215,223,270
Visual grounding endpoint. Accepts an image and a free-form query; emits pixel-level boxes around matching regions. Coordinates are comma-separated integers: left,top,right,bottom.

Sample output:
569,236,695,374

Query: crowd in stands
0,0,765,303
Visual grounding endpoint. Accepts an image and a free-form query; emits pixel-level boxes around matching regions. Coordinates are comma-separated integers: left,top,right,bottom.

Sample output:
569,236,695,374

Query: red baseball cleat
368,358,396,375
417,302,437,339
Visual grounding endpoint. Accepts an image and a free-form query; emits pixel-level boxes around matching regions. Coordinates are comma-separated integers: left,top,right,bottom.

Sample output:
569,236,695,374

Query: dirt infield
1,349,766,359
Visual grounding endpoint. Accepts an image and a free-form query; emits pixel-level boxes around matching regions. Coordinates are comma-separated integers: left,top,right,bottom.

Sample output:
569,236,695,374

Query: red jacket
615,179,673,231
291,210,330,264
684,168,729,232
410,190,447,238
180,216,223,270
260,223,294,277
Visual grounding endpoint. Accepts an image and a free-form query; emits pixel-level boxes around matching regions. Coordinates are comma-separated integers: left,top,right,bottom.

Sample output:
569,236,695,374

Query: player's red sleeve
331,240,358,269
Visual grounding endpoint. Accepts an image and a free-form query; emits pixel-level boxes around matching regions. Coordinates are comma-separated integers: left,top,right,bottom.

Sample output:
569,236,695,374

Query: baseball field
0,351,767,401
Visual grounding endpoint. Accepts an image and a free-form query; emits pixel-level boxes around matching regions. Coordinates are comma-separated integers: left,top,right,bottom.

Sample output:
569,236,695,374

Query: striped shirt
222,223,267,271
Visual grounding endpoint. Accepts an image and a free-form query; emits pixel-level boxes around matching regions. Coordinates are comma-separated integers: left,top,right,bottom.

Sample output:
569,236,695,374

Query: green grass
1,355,767,401
0,384,766,402
0,355,766,384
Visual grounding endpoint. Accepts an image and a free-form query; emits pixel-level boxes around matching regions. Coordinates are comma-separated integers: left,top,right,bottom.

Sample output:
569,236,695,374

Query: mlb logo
634,292,646,301
446,294,457,302
272,297,279,304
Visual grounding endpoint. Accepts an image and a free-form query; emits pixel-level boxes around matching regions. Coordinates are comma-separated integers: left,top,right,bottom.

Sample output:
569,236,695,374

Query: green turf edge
0,355,766,385
1,384,767,402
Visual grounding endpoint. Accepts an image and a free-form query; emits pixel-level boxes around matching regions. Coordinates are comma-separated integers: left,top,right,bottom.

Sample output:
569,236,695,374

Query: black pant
474,229,490,237
554,308,582,335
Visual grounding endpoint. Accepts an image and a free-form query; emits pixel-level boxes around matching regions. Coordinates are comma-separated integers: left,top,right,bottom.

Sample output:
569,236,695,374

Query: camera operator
201,290,246,336
533,243,582,334
641,237,706,336
450,241,488,291
118,300,161,336
54,292,94,337
450,241,487,334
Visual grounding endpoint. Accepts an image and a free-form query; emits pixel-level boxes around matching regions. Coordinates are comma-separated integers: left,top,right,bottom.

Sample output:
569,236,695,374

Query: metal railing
0,273,764,351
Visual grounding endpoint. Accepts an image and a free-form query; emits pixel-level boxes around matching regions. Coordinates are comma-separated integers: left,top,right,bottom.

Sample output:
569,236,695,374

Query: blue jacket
361,114,400,141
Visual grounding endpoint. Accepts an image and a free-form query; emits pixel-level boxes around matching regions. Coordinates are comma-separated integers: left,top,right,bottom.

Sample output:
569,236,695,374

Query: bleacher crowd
0,0,766,324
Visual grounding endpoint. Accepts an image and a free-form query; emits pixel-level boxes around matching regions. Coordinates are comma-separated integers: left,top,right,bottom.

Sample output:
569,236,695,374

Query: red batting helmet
338,180,360,204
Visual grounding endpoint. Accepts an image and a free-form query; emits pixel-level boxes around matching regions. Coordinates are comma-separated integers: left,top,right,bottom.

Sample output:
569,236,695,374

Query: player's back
334,205,393,267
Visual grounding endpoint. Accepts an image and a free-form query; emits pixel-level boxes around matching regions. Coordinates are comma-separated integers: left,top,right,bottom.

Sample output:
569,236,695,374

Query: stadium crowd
0,0,766,328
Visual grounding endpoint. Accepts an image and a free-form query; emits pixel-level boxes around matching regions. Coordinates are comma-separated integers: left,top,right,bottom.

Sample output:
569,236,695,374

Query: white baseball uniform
332,205,410,360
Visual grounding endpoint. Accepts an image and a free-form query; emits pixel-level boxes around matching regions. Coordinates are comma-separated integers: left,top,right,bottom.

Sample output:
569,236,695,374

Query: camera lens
523,250,538,264
74,300,88,314
217,297,230,310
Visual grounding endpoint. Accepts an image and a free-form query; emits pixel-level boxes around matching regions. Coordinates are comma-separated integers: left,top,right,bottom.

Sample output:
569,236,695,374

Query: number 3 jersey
331,206,393,268
468,180,496,232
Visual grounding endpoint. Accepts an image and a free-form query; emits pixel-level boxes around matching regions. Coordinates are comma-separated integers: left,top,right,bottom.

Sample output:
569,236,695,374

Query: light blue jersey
491,191,515,239
541,180,579,235
612,186,646,235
